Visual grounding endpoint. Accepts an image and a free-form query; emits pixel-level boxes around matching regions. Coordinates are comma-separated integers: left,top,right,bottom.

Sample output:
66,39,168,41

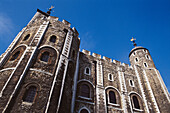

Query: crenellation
62,19,71,27
113,59,121,65
92,53,101,59
82,49,91,55
102,56,112,62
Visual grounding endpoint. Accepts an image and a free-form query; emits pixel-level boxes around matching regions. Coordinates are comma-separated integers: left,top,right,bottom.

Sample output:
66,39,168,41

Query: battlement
81,49,132,68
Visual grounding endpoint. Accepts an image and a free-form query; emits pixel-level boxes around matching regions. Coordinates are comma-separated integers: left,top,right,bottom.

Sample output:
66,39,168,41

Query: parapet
92,53,101,59
103,56,112,62
113,60,121,65
82,49,91,55
62,19,71,27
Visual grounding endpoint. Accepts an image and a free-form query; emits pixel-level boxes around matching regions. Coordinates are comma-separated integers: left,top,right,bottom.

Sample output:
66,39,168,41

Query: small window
108,74,113,81
129,80,134,87
146,55,150,60
144,63,148,67
135,58,138,62
10,51,20,61
23,86,37,103
109,91,117,104
49,35,56,43
40,51,50,62
133,52,136,55
80,84,90,98
84,67,90,75
80,109,89,113
132,96,140,109
23,34,30,41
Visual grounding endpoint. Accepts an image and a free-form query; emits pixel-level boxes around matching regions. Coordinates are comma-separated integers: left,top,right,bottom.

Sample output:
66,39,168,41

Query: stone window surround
145,54,150,60
84,67,91,75
108,73,114,81
143,62,148,67
130,93,143,111
129,79,135,87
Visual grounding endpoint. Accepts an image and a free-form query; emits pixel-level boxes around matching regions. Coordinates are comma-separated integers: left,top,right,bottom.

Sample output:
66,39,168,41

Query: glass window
23,86,37,103
49,35,56,43
80,84,90,98
40,51,50,62
132,96,140,109
109,91,117,104
10,51,20,61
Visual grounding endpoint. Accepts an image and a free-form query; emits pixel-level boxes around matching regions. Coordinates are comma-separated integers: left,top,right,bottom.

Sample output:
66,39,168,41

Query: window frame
84,67,91,75
49,35,57,43
40,51,50,63
108,73,114,81
129,79,135,87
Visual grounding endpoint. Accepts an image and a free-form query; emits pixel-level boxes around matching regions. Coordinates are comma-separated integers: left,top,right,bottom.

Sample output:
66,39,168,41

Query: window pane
133,96,140,109
109,91,116,104
80,84,90,98
86,68,89,74
40,52,49,62
23,86,37,103
23,34,30,41
10,51,20,61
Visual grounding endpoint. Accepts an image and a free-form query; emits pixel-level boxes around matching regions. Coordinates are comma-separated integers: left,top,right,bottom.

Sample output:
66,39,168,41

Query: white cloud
80,32,96,51
0,13,14,36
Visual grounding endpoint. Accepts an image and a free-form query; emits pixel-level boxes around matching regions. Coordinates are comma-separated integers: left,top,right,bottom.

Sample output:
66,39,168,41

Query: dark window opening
64,29,68,33
109,74,113,81
130,80,133,86
80,84,90,98
40,51,50,62
133,96,140,109
135,58,138,62
23,34,30,41
10,51,20,61
146,55,149,59
109,91,117,104
23,86,37,103
80,109,88,113
144,63,147,67
85,68,90,75
50,35,56,43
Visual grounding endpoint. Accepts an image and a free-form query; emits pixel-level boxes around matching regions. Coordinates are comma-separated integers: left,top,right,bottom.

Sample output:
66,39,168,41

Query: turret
129,38,155,69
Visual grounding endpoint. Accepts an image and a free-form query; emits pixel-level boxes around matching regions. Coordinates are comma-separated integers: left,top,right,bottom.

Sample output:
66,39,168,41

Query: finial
47,6,54,15
131,37,137,47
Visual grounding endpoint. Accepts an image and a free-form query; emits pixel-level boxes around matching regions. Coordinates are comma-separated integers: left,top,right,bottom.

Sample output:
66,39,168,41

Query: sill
108,102,120,107
133,108,143,112
78,96,92,100
22,102,33,106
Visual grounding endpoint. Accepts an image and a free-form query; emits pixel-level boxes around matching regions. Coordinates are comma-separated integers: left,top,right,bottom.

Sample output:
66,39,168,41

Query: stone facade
0,9,169,113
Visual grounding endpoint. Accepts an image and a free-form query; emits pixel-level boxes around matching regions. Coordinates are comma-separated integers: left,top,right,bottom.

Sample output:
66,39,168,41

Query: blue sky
0,0,170,91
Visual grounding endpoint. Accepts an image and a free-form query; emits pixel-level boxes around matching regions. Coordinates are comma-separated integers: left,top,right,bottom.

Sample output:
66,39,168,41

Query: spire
47,6,54,15
130,37,137,47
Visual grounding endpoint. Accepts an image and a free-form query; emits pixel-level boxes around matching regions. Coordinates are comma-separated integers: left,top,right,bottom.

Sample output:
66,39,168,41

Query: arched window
144,63,148,67
40,51,50,62
49,35,56,43
108,74,113,81
10,51,20,61
23,86,37,103
84,67,90,75
80,84,90,98
132,96,140,109
109,91,117,104
23,34,30,41
135,58,138,62
80,109,89,113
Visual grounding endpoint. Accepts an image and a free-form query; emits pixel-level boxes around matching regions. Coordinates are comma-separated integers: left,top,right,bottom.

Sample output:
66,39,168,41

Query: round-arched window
132,95,140,109
40,51,50,62
10,51,20,61
80,84,90,98
80,109,89,113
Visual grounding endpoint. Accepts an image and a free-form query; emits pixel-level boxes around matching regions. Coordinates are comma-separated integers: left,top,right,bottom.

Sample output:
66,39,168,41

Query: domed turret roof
129,46,148,57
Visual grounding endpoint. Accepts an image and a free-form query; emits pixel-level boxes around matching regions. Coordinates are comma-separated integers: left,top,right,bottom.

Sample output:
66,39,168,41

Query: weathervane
131,37,137,47
47,6,54,15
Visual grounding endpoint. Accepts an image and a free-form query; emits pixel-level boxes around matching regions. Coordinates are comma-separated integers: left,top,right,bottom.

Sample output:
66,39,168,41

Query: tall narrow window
80,109,89,113
10,51,20,61
132,96,140,109
109,91,117,104
23,34,30,41
108,74,113,81
146,55,150,60
135,58,138,62
40,51,50,62
144,63,148,67
49,35,56,43
129,80,134,87
23,86,37,103
80,84,90,98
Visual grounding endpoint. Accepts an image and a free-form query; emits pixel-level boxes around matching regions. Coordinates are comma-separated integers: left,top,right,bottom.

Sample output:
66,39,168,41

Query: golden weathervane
131,37,137,47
